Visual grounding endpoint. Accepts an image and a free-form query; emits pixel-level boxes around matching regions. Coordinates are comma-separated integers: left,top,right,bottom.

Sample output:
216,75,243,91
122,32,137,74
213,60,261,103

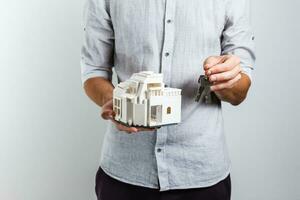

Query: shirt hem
161,166,231,191
100,164,231,192
100,165,159,189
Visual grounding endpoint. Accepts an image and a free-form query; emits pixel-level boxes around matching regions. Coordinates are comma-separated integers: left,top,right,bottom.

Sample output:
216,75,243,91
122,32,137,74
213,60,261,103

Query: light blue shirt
81,0,255,191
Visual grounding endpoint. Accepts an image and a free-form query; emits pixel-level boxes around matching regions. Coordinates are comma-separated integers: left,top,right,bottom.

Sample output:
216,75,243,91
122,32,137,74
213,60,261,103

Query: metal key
195,75,219,104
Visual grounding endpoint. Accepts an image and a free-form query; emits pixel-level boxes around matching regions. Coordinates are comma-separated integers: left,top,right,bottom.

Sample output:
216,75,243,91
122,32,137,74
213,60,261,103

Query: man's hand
101,100,156,134
84,77,155,134
204,55,242,91
203,55,251,105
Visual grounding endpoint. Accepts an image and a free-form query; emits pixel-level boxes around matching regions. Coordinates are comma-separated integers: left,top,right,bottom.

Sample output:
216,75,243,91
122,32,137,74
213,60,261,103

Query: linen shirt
81,0,255,191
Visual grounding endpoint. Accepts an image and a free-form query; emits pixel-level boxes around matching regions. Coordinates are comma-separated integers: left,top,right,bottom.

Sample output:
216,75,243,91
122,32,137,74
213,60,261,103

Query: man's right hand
84,77,155,134
101,99,156,134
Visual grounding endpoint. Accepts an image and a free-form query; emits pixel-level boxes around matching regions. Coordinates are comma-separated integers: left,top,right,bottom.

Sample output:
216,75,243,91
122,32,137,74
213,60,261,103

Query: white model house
113,71,182,128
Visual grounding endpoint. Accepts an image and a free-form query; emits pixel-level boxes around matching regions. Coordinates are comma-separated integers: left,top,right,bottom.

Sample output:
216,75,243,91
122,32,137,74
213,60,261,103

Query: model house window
114,98,121,117
127,86,137,94
167,107,171,114
147,83,161,89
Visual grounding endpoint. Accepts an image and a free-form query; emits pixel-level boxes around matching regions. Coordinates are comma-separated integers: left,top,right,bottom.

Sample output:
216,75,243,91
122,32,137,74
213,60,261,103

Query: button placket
155,128,168,190
155,0,176,191
161,0,176,87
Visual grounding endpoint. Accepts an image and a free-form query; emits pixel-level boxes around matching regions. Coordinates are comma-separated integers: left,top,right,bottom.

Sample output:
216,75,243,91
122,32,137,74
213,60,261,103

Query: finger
101,99,115,120
206,55,240,75
136,127,156,132
203,56,225,70
112,120,155,133
116,123,138,133
209,65,241,82
101,110,115,120
111,120,138,133
210,73,242,91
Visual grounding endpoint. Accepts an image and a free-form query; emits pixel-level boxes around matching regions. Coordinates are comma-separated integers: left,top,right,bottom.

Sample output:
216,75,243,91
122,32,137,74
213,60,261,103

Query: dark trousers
95,167,231,200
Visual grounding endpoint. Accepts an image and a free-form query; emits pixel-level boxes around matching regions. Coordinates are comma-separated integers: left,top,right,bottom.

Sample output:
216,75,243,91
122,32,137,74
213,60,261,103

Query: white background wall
0,0,299,200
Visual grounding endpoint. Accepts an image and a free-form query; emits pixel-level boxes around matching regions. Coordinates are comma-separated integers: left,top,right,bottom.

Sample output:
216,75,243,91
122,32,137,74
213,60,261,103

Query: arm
81,0,151,133
203,0,255,105
213,73,251,106
84,77,114,107
81,0,115,100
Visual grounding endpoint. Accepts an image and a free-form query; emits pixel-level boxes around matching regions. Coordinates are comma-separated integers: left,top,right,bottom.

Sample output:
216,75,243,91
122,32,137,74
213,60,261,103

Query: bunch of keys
195,75,219,104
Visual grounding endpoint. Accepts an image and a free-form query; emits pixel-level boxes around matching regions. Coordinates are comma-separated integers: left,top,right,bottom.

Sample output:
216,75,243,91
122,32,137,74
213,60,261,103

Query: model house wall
113,71,182,128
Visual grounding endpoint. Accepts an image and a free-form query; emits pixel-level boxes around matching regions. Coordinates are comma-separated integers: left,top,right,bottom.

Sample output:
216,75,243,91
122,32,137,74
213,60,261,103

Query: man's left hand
203,55,242,92
202,55,251,106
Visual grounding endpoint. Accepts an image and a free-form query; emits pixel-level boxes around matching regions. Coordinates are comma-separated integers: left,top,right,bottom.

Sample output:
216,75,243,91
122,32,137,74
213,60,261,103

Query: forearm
84,77,114,107
215,73,251,106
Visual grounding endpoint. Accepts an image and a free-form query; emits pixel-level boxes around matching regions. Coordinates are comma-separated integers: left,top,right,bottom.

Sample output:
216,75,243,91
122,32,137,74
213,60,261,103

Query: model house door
150,105,162,125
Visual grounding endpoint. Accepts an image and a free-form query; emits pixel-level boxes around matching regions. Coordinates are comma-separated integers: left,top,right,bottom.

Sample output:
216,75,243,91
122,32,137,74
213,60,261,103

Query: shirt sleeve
80,0,114,85
221,0,256,81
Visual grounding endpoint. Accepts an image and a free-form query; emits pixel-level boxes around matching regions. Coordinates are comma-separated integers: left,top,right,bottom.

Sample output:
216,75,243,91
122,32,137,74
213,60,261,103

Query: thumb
101,110,115,120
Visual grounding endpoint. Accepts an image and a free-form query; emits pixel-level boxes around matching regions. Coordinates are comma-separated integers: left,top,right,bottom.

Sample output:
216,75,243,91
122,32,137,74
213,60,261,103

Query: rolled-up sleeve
221,0,256,81
81,0,114,84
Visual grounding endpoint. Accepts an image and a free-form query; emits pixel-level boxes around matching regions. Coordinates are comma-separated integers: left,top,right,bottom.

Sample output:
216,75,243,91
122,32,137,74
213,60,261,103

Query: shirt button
157,148,162,153
165,52,170,57
167,19,172,23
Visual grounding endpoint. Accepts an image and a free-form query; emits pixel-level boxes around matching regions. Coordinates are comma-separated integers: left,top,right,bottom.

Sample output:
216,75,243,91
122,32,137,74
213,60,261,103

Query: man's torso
100,0,231,191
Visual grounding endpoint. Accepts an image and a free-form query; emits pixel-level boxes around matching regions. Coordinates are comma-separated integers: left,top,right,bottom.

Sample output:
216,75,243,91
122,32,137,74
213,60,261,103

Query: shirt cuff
81,60,113,85
241,66,253,82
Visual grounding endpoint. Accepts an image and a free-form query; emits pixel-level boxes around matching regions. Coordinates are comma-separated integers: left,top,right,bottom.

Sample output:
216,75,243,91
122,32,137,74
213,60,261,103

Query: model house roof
131,71,163,83
115,71,181,99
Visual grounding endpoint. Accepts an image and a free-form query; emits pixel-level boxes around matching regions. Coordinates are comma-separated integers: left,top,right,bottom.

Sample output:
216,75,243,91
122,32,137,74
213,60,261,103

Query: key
195,75,211,103
195,75,219,104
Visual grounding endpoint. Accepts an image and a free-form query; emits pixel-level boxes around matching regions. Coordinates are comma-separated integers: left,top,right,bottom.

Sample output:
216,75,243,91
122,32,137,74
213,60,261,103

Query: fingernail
204,64,211,69
207,70,212,75
210,86,215,91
